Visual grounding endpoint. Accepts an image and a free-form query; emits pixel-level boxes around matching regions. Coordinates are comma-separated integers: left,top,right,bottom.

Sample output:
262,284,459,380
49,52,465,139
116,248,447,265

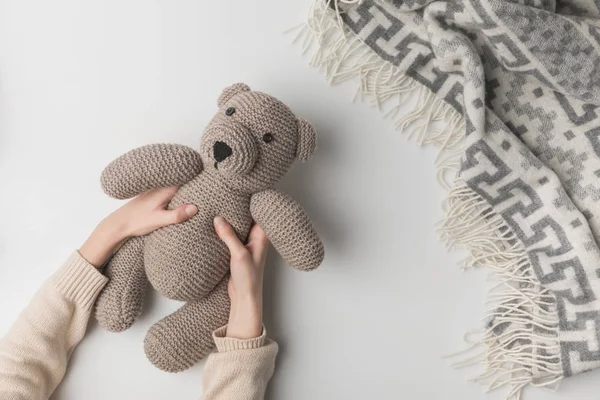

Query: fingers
248,224,268,246
158,204,197,226
214,216,246,256
246,224,269,265
147,186,179,204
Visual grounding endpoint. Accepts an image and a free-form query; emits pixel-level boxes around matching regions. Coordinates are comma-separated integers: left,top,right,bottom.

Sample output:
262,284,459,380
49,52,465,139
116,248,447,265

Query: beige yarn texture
101,144,203,200
95,83,324,372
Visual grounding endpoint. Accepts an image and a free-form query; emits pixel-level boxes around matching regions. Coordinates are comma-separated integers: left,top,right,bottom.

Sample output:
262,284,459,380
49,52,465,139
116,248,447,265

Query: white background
0,1,597,399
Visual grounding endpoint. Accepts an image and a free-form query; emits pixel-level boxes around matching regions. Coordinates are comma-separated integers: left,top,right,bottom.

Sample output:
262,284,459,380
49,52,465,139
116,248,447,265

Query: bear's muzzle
201,122,258,176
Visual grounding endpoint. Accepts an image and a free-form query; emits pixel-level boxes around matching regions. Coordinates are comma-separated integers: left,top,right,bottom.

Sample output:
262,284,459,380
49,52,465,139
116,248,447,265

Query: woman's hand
80,186,197,267
214,216,268,340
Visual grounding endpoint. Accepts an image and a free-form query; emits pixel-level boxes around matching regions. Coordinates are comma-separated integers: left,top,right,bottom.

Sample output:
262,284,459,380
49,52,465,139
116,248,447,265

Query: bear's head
200,83,317,192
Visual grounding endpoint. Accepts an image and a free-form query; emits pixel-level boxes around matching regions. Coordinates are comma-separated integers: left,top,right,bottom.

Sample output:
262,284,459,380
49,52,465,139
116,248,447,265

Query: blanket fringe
291,0,563,397
287,0,464,188
439,182,563,398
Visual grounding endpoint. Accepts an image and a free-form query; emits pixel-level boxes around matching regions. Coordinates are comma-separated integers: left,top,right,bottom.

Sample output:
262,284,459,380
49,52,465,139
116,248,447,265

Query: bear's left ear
218,83,251,107
296,118,317,162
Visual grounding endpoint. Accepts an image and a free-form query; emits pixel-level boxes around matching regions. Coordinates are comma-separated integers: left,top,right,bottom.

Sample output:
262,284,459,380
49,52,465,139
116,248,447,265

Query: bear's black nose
213,141,232,162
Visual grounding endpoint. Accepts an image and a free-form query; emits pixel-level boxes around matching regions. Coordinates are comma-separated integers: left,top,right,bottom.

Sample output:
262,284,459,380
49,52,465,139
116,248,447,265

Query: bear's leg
144,274,230,372
95,236,148,332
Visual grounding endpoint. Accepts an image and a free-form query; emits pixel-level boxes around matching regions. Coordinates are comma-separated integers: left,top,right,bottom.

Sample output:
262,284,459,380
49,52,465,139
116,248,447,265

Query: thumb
214,216,246,256
159,204,197,226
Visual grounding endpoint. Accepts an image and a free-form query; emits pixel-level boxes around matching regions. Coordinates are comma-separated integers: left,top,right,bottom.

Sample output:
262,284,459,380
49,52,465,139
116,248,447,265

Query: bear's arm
250,189,324,271
101,144,203,199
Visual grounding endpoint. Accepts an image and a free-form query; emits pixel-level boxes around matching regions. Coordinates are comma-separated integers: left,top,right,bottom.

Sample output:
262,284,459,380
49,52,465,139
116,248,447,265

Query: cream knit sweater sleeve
0,251,108,400
202,325,278,400
0,251,278,400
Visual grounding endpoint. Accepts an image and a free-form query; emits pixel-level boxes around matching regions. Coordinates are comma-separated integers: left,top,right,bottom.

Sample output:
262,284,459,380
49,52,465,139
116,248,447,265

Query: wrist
234,292,262,310
101,211,130,241
79,218,128,268
226,317,263,339
226,298,263,339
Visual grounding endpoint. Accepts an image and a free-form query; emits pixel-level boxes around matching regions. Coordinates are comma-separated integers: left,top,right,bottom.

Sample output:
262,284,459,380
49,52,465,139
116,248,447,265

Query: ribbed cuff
51,251,109,310
213,325,267,352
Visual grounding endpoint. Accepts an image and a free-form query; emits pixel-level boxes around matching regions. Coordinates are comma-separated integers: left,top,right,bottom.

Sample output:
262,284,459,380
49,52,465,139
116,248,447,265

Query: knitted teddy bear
95,83,324,372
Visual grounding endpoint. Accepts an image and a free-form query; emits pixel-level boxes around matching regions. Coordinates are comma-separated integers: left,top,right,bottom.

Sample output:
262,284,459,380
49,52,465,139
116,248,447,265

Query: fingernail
214,216,225,227
185,205,198,216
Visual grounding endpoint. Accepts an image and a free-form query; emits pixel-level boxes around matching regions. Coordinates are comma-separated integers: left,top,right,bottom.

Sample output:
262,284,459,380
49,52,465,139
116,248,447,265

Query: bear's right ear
296,118,317,162
218,83,251,107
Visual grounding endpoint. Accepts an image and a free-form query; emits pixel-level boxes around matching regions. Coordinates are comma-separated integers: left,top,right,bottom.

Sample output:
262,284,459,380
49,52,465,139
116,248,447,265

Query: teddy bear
94,83,324,372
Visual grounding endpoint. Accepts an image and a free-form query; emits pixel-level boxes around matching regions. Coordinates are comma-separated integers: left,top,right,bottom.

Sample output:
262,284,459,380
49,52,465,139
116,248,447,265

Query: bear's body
95,83,324,372
145,173,252,301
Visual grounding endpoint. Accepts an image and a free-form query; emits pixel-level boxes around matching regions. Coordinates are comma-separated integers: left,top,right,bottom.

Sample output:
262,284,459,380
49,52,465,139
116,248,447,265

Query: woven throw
293,0,600,396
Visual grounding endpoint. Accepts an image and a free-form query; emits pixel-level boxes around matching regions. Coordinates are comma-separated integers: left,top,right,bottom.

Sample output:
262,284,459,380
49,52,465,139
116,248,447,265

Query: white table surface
0,1,597,399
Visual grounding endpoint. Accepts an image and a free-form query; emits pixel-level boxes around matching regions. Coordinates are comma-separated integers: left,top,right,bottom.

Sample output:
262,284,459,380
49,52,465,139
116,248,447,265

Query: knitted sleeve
201,325,278,400
101,144,203,199
0,252,108,400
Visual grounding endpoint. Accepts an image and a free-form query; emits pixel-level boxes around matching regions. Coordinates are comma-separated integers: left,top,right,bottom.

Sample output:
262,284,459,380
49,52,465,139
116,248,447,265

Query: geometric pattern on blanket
295,0,600,394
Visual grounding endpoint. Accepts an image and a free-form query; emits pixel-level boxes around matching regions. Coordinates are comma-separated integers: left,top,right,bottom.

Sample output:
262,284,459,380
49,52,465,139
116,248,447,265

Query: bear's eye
225,107,236,116
262,133,274,143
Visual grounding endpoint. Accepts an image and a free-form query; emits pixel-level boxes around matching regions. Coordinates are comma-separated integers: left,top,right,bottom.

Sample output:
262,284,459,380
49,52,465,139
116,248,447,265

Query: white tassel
288,0,465,176
439,181,563,397
291,1,564,398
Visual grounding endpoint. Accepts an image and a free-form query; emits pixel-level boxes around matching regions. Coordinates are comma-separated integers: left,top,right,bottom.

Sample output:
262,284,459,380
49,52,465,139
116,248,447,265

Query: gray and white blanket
296,0,600,396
